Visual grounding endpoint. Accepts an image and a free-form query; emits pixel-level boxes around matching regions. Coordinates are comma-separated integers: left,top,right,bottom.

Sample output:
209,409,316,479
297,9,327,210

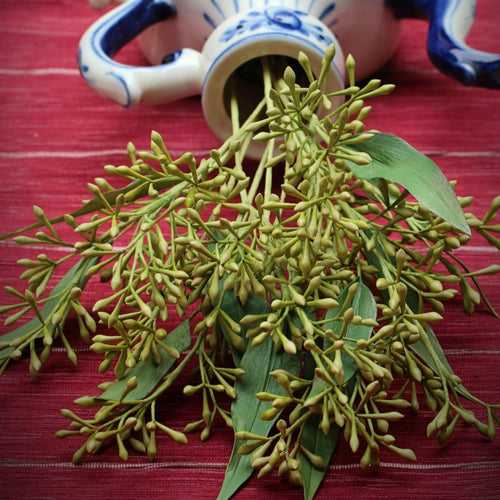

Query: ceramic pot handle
79,0,202,106
395,0,500,88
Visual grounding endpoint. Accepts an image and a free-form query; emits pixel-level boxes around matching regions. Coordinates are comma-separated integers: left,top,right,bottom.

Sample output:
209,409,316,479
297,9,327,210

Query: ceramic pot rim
201,31,345,158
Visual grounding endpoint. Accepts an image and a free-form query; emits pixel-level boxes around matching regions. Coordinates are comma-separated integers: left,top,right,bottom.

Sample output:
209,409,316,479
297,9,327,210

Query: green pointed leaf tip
405,286,475,401
370,252,475,405
299,418,341,500
217,336,300,500
410,325,474,401
350,133,470,235
0,258,97,361
100,320,191,402
299,281,376,500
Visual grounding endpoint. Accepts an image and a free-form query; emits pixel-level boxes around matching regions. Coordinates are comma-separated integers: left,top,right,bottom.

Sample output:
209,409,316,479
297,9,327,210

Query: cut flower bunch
1,47,499,500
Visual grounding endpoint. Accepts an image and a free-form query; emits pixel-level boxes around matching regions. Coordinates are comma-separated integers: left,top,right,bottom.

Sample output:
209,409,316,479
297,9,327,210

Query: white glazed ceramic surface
138,1,400,81
83,0,500,127
79,0,500,147
79,0,352,148
199,7,346,153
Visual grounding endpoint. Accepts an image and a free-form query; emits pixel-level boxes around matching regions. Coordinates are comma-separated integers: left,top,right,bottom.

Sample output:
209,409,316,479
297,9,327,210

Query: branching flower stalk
0,47,499,497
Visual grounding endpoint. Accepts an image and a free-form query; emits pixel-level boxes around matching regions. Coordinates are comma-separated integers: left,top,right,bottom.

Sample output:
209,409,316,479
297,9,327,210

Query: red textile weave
0,1,499,499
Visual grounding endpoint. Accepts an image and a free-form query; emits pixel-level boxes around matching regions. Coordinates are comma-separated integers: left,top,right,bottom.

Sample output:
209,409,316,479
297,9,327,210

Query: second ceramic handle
397,0,500,88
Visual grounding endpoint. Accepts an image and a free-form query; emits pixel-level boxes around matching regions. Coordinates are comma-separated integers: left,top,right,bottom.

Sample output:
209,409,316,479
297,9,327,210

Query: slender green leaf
404,284,475,399
218,291,267,365
299,418,341,500
325,280,377,382
0,258,97,361
411,326,452,374
350,133,470,235
304,280,376,401
299,281,376,499
217,336,300,500
100,320,191,402
367,245,475,403
411,325,475,400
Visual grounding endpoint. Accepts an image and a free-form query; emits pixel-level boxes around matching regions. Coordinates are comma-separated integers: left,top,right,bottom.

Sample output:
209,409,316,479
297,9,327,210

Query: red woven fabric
0,1,499,499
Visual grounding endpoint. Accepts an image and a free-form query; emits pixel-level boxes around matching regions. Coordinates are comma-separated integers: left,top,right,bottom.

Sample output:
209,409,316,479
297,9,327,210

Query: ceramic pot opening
202,39,345,158
222,55,311,125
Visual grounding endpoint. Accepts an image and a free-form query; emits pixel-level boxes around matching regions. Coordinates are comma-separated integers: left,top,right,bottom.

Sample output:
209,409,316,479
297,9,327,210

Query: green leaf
410,326,452,374
218,291,267,365
99,320,191,402
325,280,377,382
0,258,97,361
350,133,470,235
410,325,475,401
217,336,300,500
361,228,477,403
404,285,475,400
299,418,341,500
299,280,376,499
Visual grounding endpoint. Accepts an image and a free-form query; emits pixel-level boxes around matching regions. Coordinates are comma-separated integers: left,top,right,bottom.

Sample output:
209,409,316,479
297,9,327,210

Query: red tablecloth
0,1,499,499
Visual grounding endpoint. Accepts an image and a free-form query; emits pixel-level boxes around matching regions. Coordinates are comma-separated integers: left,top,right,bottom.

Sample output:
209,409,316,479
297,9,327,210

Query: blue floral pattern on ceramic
77,46,95,86
219,7,334,45
77,48,89,77
79,0,500,117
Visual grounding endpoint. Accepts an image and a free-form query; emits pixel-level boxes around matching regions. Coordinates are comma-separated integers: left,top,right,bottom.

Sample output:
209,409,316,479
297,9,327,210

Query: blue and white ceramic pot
80,0,499,144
